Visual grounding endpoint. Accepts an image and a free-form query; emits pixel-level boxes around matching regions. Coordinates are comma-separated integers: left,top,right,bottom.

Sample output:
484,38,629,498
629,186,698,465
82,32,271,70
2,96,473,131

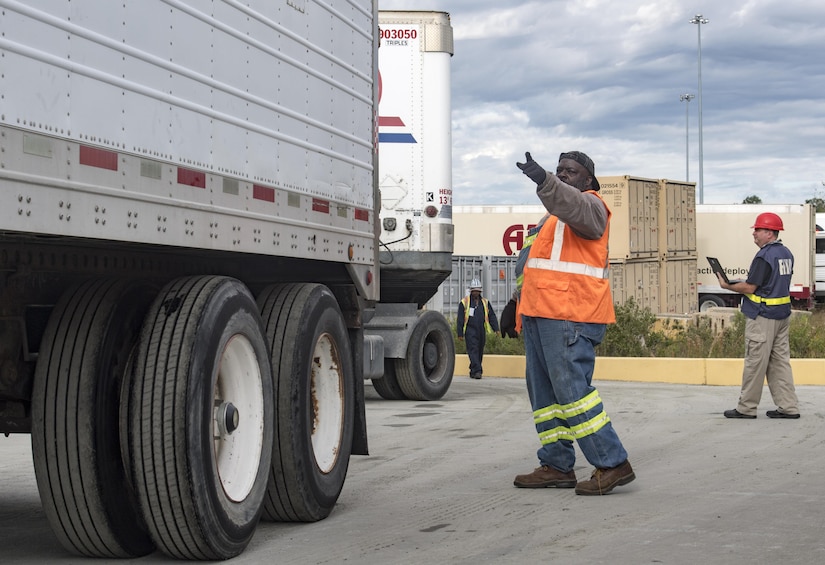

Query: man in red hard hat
716,212,800,419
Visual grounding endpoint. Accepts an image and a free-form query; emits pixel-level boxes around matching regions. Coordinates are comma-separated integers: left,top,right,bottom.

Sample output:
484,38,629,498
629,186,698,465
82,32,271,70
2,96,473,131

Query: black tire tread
31,278,155,558
394,310,455,401
258,283,354,523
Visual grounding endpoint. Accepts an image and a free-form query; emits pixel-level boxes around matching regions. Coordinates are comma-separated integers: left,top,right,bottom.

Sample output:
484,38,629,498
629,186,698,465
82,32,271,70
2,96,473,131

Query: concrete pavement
1,377,823,564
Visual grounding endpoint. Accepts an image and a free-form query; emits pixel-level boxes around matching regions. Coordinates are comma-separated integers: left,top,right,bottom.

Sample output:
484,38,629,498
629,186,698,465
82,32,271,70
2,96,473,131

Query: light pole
679,94,694,182
690,14,708,203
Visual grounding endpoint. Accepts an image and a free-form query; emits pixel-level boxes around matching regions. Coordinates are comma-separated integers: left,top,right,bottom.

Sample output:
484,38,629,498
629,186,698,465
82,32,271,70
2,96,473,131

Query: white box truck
696,204,815,311
0,2,454,560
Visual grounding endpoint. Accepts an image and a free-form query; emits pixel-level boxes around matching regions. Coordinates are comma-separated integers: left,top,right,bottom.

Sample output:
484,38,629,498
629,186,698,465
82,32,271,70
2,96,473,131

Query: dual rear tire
32,277,354,559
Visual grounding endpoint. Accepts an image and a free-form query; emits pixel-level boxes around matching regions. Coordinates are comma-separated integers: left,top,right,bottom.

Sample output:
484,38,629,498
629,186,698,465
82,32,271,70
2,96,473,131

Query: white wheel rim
213,334,265,502
311,332,344,474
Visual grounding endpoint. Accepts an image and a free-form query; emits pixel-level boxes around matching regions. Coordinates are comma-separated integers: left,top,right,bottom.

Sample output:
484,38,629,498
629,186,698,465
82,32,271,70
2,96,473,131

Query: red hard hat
751,212,784,231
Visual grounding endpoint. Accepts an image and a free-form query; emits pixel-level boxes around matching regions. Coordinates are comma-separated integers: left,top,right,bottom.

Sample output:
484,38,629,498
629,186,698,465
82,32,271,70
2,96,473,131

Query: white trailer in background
695,204,816,311
0,1,452,560
368,10,456,400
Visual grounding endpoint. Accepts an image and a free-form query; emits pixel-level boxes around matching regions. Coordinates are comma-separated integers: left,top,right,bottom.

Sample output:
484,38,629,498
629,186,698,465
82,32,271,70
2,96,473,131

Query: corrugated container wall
438,256,517,323
599,176,660,260
609,259,660,314
660,257,699,314
659,179,696,257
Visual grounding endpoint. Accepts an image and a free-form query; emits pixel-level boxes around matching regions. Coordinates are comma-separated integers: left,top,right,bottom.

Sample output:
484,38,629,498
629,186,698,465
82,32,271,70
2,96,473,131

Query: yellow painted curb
455,355,825,386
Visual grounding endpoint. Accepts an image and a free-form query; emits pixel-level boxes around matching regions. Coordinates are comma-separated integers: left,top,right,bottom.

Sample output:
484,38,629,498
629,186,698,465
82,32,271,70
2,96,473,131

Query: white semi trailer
370,10,455,400
695,204,815,311
0,1,454,560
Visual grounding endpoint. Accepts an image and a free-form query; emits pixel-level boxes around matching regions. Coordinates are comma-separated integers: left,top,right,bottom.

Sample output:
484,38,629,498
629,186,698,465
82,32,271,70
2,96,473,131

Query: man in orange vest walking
512,151,635,495
456,279,499,379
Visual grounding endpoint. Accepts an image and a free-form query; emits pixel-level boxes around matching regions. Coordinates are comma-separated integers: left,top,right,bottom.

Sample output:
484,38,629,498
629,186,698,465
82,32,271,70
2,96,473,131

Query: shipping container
598,176,660,260
659,256,699,314
437,255,518,323
659,179,697,258
609,258,660,313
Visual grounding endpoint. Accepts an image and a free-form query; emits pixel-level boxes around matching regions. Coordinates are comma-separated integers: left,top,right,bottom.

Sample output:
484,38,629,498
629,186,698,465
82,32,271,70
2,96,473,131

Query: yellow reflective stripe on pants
537,411,611,445
533,390,602,425
744,293,790,305
533,390,611,445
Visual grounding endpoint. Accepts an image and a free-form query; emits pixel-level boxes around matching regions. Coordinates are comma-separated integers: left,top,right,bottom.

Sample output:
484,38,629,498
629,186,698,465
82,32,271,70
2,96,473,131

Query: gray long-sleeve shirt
534,174,608,240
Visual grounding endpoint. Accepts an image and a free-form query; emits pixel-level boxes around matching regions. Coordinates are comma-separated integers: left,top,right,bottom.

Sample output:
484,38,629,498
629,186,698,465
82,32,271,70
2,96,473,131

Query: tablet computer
706,257,744,284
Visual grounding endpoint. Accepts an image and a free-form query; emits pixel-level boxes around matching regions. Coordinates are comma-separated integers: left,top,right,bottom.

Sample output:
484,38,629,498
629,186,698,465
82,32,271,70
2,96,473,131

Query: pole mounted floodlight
679,94,695,182
690,14,708,203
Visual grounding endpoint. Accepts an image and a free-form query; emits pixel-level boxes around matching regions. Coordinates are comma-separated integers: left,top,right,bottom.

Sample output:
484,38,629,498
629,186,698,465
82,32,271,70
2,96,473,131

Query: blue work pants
464,329,486,376
522,316,628,472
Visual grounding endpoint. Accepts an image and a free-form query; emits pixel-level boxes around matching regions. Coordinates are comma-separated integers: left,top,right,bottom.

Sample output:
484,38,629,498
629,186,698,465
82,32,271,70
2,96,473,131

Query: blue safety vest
741,240,793,320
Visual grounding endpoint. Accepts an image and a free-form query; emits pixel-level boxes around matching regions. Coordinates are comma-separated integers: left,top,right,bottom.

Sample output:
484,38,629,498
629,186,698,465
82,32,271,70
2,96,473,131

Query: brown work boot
574,460,635,495
513,465,576,488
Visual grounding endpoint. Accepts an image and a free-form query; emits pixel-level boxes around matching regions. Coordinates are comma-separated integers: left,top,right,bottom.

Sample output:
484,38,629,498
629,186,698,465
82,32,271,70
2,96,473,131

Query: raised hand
516,152,547,185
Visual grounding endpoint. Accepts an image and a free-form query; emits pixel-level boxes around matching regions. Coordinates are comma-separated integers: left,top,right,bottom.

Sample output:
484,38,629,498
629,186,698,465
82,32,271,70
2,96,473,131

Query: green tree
742,194,762,204
805,196,825,212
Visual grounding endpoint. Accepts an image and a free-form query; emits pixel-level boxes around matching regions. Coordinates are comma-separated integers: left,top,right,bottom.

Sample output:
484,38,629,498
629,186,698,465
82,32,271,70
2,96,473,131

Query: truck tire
699,294,726,311
395,310,455,401
371,361,409,400
257,283,354,522
31,279,156,558
128,276,273,560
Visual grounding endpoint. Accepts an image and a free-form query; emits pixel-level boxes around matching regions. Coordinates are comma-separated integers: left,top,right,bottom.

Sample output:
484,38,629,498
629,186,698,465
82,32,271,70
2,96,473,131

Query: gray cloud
379,0,825,206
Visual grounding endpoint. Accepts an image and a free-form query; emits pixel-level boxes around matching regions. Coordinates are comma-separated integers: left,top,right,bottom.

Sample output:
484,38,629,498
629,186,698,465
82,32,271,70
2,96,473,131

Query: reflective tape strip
550,220,565,261
533,390,603,425
538,425,574,444
745,294,790,306
537,411,611,445
569,411,611,439
526,257,609,279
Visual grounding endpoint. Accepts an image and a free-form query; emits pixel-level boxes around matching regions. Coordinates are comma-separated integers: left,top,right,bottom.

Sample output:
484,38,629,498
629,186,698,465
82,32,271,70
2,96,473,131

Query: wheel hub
423,342,438,370
216,401,240,435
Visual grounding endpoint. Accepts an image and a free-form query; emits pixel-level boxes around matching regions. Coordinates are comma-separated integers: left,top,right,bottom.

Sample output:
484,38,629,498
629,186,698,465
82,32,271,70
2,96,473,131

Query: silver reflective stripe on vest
526,257,609,279
528,220,609,279
550,219,565,261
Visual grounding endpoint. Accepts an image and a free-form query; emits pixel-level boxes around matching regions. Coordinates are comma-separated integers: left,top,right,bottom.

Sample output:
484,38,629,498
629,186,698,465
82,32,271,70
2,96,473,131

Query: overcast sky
378,0,825,207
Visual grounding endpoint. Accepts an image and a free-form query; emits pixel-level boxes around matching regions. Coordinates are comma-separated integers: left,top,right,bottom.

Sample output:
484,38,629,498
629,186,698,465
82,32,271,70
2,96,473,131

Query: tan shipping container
609,258,659,313
598,176,660,260
658,179,696,258
659,256,699,314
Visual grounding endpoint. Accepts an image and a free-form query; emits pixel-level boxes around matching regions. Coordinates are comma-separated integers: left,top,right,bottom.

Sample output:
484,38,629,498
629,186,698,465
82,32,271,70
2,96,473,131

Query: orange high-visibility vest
519,192,615,324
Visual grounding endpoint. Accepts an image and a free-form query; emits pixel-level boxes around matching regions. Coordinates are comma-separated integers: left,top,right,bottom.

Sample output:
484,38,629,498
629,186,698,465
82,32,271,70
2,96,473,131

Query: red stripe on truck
253,184,275,202
312,199,330,214
378,116,405,126
177,167,205,188
79,146,118,171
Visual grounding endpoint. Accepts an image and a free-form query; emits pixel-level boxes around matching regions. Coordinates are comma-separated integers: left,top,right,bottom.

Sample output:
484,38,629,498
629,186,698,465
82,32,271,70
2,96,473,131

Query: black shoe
766,410,800,419
724,409,756,419
469,373,482,380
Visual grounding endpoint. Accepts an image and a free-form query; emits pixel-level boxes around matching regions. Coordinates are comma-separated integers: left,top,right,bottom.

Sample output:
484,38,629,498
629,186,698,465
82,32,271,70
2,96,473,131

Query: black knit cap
559,151,600,191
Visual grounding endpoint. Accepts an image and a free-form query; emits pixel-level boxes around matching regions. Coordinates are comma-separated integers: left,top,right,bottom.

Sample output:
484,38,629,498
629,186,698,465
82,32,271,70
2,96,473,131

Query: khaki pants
737,315,799,416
